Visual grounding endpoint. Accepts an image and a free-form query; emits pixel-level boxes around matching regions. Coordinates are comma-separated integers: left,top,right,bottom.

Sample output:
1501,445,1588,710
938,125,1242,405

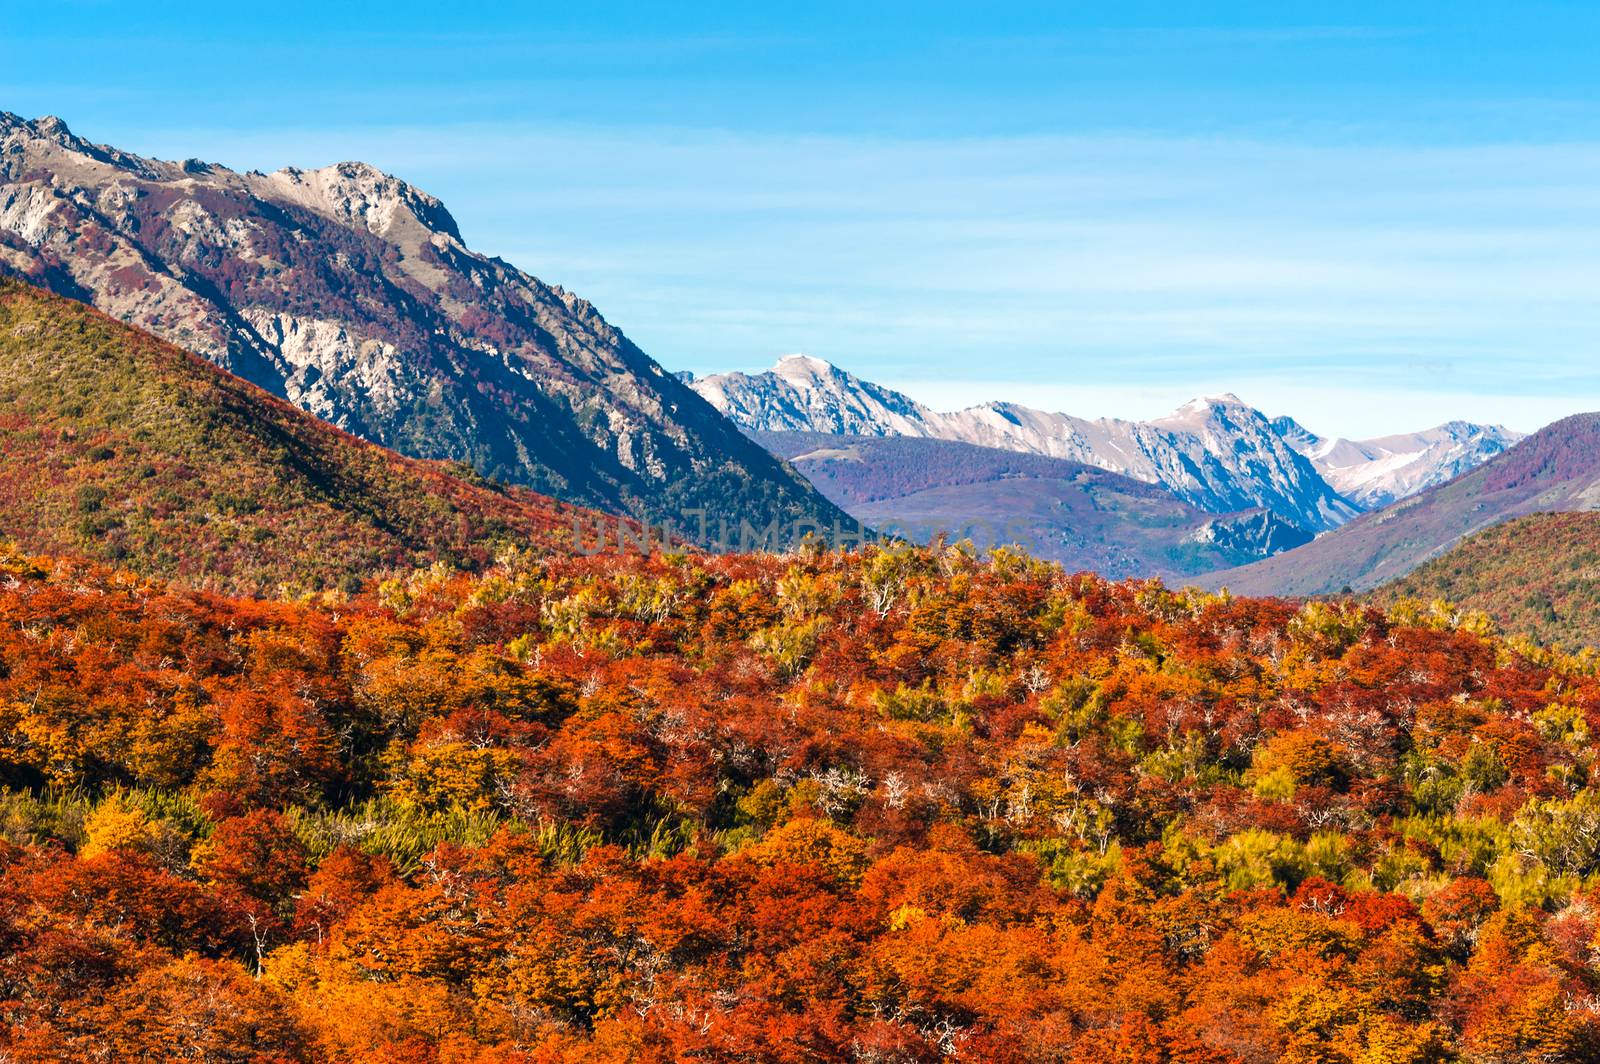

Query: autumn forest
3,527,1599,1061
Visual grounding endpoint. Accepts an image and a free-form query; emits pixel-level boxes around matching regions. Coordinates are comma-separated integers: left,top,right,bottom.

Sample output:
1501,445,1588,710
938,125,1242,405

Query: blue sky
5,1,1600,436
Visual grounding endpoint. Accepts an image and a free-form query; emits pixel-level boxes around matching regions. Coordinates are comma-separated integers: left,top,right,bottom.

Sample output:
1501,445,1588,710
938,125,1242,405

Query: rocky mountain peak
1178,393,1246,412
263,161,463,243
7,113,75,145
0,113,160,179
689,354,935,437
772,353,838,379
1155,393,1265,432
1268,414,1322,451
776,352,829,368
2,112,142,171
1269,415,1525,508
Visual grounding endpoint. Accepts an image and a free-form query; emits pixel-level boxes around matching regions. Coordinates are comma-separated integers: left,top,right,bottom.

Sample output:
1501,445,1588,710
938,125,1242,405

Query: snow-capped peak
688,355,934,437
1178,393,1246,413
1267,417,1525,508
693,360,1357,530
693,357,1520,529
775,353,832,370
771,353,842,385
1151,393,1272,440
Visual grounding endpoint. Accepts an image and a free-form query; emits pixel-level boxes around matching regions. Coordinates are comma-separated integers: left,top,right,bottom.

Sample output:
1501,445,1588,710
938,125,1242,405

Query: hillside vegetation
2,533,1600,1060
1374,511,1600,651
0,278,578,593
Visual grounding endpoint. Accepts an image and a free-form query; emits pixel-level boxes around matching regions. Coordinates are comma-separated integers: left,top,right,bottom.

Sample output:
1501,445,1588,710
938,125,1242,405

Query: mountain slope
0,113,841,530
695,357,1357,531
1197,413,1600,597
756,431,1311,578
0,277,590,593
1371,511,1600,651
1272,416,1523,508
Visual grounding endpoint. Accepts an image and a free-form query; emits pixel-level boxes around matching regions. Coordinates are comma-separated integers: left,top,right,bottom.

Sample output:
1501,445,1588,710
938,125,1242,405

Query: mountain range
1198,412,1600,596
1271,415,1524,508
0,113,842,533
755,431,1312,578
689,355,1520,533
0,112,1572,605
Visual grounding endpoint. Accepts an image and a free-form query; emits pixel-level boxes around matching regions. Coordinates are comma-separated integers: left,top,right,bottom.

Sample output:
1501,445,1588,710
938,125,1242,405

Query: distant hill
0,278,585,593
1372,512,1600,651
0,112,842,532
1198,413,1600,597
755,431,1310,578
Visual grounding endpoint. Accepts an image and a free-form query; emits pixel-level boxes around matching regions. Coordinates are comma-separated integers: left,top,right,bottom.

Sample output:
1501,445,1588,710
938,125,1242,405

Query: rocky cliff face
0,113,842,531
1181,509,1313,561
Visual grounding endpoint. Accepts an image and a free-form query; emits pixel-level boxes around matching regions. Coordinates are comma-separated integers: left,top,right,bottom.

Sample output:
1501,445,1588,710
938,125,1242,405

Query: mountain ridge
1279,418,1523,508
693,354,1520,531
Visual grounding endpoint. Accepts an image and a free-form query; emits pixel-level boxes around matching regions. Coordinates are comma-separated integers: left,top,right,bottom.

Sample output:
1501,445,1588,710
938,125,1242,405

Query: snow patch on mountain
1272,419,1525,508
695,356,1520,531
693,357,1359,531
693,354,940,437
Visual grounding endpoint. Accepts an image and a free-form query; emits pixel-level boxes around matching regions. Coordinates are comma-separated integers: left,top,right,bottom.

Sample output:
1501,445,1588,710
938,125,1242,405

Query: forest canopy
1,535,1598,1062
